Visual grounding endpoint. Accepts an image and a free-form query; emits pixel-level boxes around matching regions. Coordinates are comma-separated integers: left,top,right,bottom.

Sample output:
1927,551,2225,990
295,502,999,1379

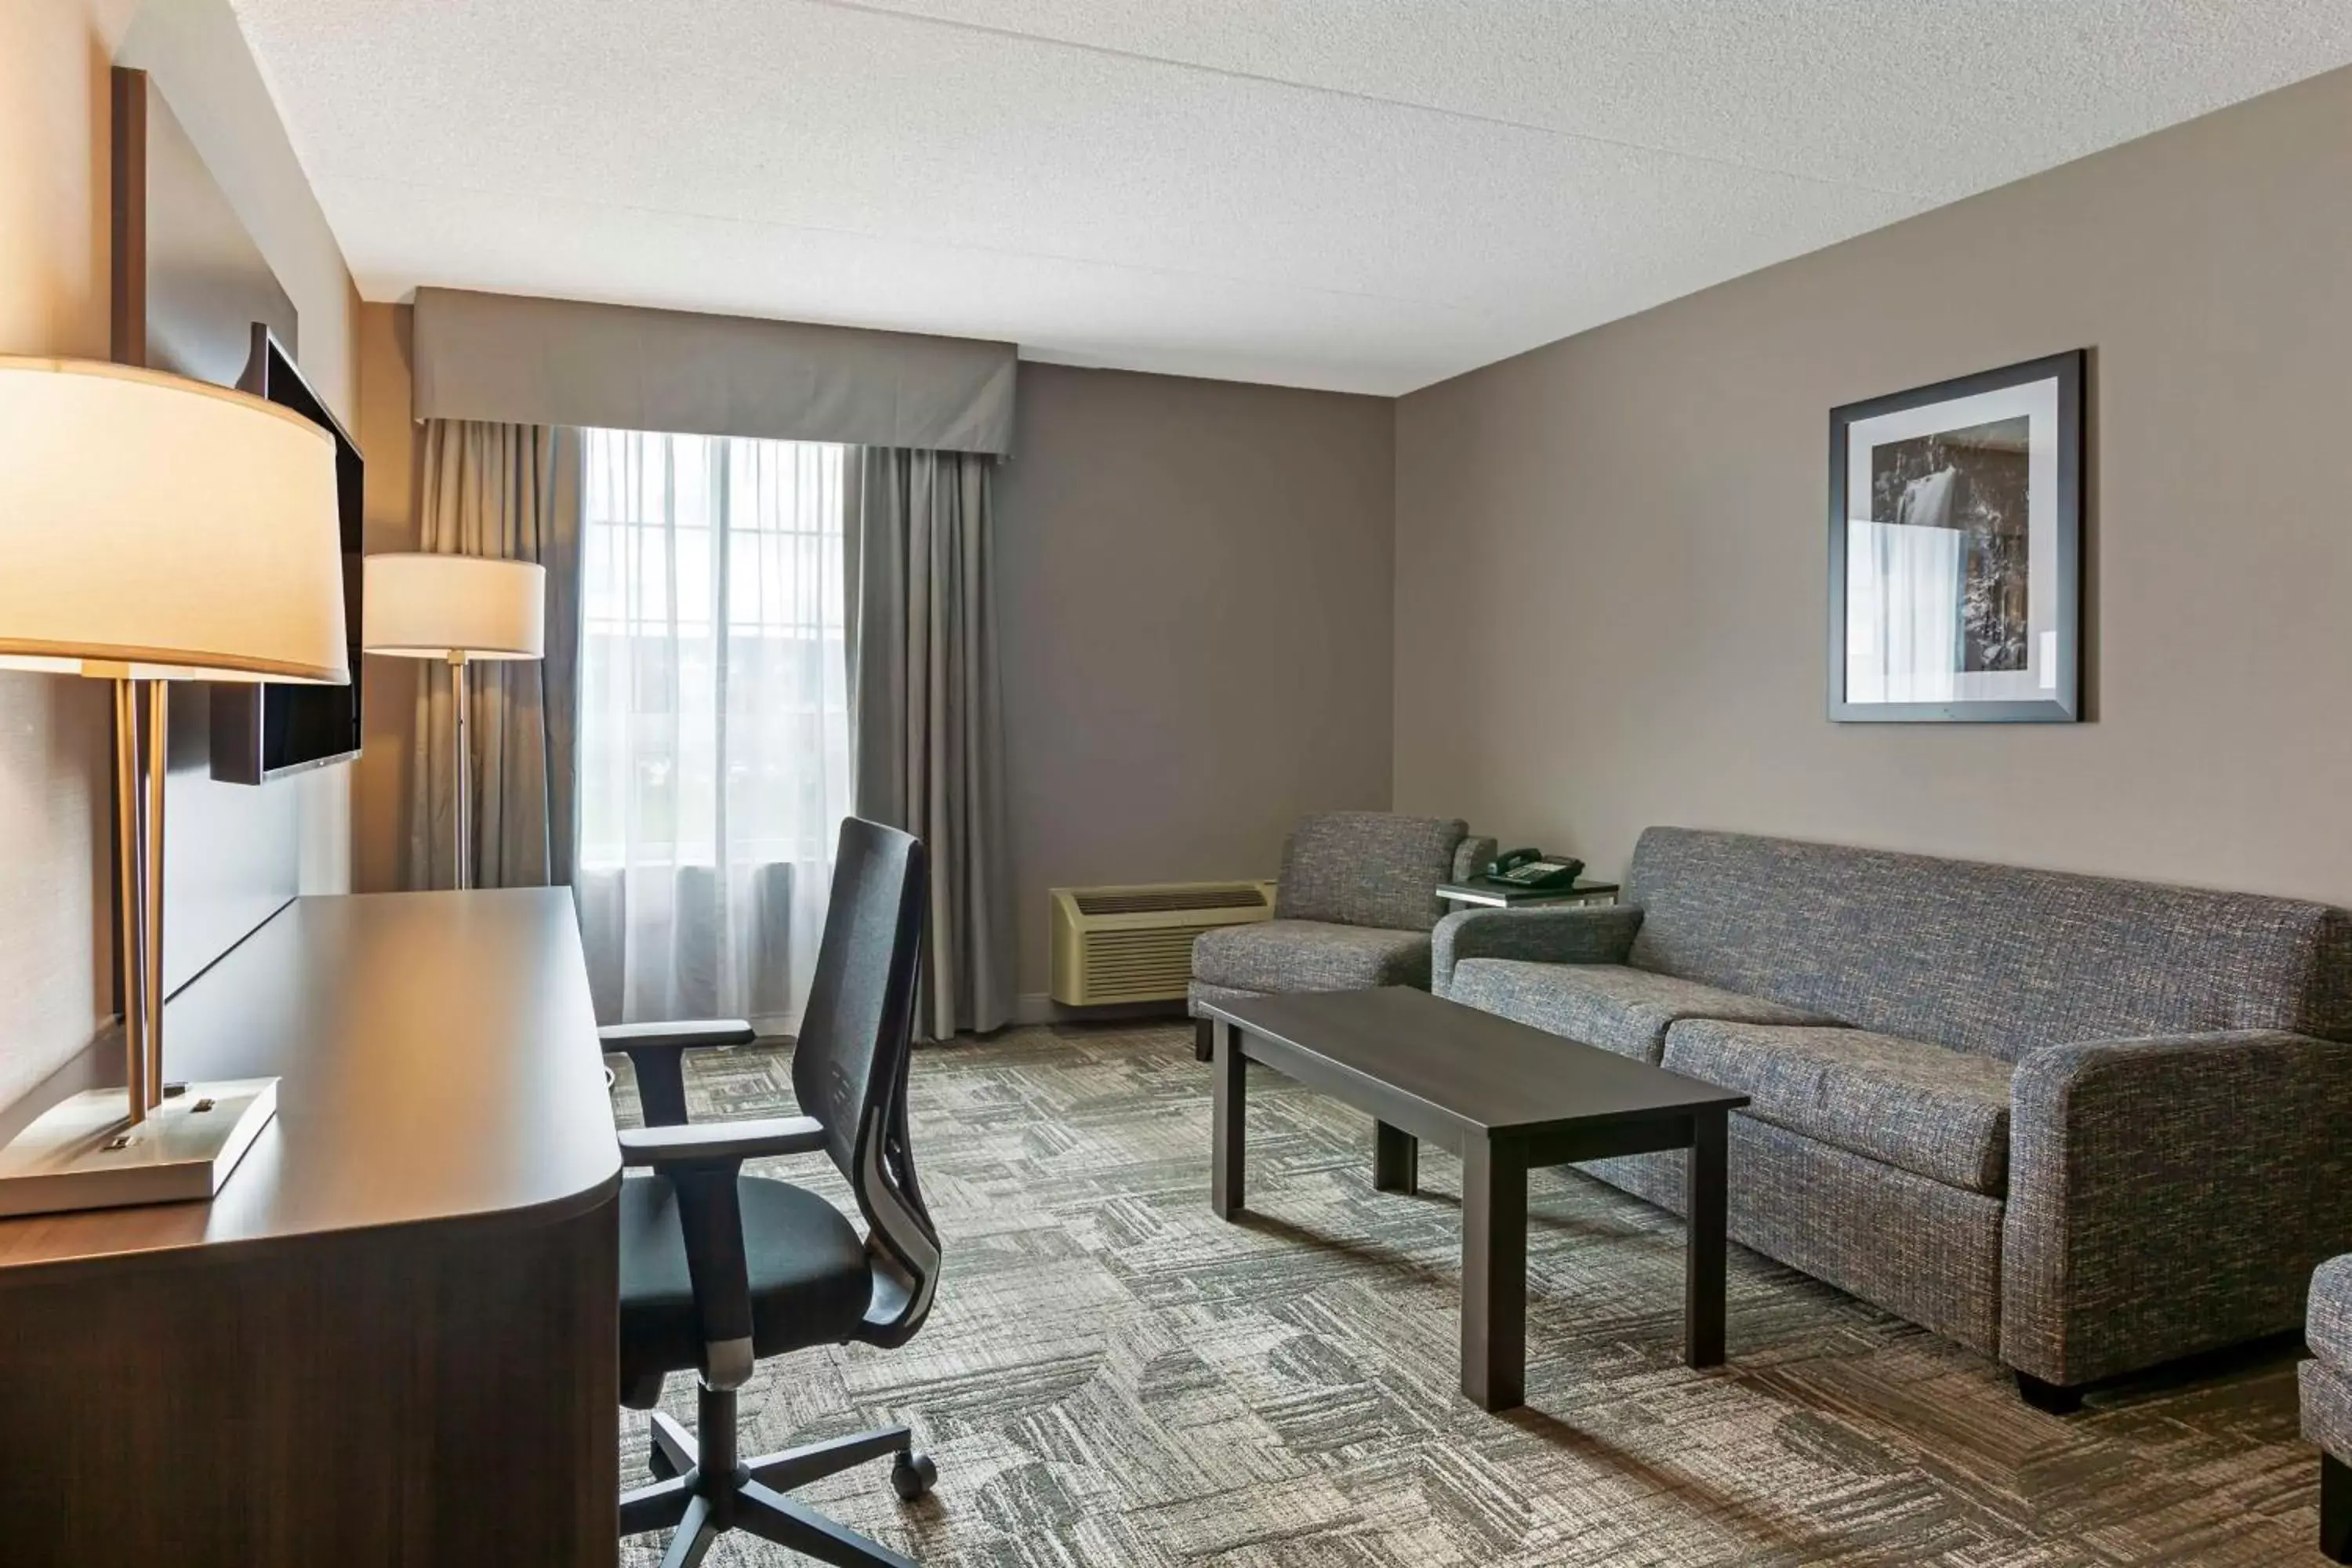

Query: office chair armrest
617,1115,829,1168
599,1020,757,1051
619,1113,828,1392
601,1020,756,1128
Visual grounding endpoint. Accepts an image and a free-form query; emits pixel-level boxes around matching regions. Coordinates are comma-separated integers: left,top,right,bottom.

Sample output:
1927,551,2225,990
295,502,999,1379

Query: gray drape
844,447,1016,1040
411,288,1018,455
406,420,584,891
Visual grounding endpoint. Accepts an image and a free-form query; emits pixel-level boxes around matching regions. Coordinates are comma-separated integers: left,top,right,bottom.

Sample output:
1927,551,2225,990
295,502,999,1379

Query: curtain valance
410,288,1018,456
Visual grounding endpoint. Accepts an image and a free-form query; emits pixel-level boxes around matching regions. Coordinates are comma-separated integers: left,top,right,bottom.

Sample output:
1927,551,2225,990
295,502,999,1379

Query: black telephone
1483,848,1585,891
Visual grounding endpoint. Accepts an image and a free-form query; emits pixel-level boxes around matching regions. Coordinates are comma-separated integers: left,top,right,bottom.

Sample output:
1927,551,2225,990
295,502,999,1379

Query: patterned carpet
611,1022,2326,1566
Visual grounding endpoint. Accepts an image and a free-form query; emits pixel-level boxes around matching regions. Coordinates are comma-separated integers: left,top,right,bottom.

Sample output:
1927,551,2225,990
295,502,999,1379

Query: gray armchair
1188,811,1494,1062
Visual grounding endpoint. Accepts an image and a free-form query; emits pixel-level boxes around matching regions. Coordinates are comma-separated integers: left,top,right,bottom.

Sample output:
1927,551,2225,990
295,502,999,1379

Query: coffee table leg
1685,1107,1728,1367
1461,1136,1527,1410
1211,1020,1246,1220
1374,1120,1417,1194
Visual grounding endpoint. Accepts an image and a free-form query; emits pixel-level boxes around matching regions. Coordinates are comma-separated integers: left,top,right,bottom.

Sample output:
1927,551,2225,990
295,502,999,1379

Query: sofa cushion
2310,1254,2352,1372
1621,826,2352,1061
1443,959,1832,1065
1192,919,1432,993
1662,1020,2015,1195
1276,812,1466,931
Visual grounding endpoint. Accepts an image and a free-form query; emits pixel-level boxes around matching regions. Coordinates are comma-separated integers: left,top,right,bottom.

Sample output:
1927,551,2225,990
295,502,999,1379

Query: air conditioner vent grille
1074,887,1266,916
1048,879,1277,1007
1074,927,1203,1001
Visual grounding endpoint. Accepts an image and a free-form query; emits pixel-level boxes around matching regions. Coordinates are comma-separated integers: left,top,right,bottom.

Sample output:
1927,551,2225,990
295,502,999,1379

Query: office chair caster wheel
648,1446,680,1482
891,1452,937,1501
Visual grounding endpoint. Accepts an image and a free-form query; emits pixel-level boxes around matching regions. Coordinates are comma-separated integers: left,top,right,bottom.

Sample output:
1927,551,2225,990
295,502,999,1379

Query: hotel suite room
5,2,2352,1565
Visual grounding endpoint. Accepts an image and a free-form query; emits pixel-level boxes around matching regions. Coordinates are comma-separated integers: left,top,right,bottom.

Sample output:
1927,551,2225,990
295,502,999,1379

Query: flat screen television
210,324,365,782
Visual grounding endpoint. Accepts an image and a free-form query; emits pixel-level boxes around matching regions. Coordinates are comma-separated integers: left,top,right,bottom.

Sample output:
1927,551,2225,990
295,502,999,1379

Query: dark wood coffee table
1199,987,1749,1412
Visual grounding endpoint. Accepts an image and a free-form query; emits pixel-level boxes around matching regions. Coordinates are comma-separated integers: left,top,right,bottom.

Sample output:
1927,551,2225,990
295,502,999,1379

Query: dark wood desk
0,890,620,1566
1200,987,1747,1412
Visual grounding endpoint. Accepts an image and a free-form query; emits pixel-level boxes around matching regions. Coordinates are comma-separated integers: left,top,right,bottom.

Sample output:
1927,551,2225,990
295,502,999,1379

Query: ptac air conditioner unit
1048,881,1277,1006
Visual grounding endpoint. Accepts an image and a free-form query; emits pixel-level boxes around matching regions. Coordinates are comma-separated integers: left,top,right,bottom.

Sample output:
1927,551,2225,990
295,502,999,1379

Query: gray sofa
1435,826,2352,1407
1189,811,1494,1061
2304,1258,2352,1559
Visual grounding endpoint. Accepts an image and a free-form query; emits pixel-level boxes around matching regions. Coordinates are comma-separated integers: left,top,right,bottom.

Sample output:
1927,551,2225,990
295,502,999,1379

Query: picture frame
1827,349,2084,723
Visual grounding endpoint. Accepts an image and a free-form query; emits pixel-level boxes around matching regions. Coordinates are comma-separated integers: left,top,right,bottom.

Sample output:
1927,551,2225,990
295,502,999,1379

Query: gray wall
1394,65,2352,906
351,300,421,896
133,71,306,1000
1000,364,1396,1000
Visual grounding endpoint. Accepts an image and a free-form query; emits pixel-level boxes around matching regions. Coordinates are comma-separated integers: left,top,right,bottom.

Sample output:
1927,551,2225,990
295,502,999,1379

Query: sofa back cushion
1276,812,1468,932
1623,827,2352,1060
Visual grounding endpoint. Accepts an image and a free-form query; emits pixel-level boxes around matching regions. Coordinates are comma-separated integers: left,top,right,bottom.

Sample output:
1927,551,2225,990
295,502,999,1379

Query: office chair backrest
792,816,941,1347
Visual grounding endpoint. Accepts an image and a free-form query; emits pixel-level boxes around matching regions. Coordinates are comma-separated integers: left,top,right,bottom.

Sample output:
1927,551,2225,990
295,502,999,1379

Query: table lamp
361,553,546,890
0,357,347,1216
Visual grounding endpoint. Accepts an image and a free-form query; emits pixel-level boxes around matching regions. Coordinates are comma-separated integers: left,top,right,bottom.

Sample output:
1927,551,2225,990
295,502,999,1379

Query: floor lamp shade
361,553,546,894
362,554,546,659
0,357,348,683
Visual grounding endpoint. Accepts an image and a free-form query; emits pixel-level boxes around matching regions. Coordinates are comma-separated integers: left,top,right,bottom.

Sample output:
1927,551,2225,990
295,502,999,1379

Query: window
575,428,851,1025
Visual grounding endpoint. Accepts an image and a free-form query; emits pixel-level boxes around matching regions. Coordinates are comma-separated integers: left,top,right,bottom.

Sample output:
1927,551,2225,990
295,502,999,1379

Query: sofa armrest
2002,1029,2352,1387
1432,905,1645,993
2312,1255,2352,1372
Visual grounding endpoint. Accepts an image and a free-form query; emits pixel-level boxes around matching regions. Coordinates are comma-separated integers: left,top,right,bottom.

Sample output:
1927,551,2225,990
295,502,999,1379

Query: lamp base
0,1078,277,1218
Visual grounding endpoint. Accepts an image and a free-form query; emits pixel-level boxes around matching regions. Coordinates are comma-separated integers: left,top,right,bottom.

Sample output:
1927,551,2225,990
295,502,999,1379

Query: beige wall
0,0,355,1117
1394,65,2352,906
999,364,1396,1000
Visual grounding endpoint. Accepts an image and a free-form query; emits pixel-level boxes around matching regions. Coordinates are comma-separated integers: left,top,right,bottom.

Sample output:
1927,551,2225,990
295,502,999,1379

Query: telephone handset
1483,848,1585,891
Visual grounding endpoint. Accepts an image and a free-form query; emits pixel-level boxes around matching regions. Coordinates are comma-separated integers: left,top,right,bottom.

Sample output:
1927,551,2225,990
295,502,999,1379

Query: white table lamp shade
363,554,546,659
0,357,348,683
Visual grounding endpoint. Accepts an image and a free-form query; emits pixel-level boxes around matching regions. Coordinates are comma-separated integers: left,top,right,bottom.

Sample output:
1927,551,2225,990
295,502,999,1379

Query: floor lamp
361,554,546,890
0,358,347,1217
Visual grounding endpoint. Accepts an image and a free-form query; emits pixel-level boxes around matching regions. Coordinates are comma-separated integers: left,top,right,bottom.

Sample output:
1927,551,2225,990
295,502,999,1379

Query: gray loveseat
1435,826,2352,1408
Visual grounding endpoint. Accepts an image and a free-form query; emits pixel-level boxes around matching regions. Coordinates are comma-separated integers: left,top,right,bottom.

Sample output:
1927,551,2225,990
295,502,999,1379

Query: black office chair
602,818,943,1568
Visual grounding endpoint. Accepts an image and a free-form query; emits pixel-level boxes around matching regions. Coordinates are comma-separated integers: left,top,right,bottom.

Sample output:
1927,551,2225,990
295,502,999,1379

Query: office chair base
622,1385,934,1568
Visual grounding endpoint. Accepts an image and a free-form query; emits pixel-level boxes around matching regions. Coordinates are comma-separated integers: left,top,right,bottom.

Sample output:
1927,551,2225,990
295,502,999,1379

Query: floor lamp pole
450,649,471,891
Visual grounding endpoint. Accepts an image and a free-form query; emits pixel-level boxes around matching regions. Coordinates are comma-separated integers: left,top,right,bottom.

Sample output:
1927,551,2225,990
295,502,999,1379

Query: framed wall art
1828,350,2084,722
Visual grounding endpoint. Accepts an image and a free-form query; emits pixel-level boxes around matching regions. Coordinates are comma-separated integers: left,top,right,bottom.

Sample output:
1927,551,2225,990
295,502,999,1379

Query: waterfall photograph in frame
1828,350,2084,723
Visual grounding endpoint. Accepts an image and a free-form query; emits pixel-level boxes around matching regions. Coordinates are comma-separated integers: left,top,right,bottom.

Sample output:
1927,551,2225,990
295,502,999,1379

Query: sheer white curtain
573,428,851,1031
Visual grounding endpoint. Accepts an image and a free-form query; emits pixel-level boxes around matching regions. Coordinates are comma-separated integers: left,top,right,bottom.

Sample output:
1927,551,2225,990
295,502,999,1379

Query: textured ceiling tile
318,174,1513,394
232,0,2352,392
840,0,2352,196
